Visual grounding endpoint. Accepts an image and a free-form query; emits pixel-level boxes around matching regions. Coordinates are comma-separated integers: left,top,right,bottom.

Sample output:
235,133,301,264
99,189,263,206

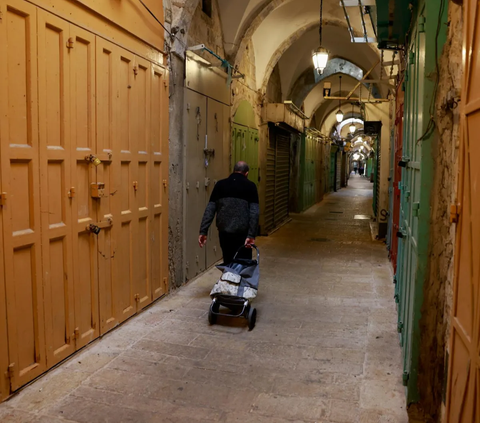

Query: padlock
88,224,101,235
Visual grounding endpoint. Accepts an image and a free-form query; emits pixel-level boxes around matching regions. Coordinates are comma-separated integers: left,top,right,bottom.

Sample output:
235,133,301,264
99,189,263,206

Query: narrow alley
0,0,477,421
0,176,407,423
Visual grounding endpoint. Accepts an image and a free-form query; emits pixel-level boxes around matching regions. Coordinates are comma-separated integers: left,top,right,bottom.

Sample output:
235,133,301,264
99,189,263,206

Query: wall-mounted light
323,82,332,97
313,0,329,74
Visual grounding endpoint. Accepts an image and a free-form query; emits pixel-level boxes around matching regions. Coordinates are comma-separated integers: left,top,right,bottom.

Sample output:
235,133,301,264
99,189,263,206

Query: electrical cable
137,0,188,50
416,0,446,144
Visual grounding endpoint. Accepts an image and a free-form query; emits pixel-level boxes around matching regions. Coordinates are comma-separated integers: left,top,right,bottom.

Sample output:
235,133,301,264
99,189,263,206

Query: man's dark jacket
200,173,259,238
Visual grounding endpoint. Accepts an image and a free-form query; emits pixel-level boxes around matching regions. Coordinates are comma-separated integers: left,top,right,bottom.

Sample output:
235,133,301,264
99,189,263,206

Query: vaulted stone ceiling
175,0,397,132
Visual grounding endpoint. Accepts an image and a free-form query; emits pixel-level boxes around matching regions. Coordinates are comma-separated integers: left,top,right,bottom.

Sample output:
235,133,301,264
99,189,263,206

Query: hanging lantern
336,109,344,123
313,47,329,74
313,0,328,74
349,123,356,133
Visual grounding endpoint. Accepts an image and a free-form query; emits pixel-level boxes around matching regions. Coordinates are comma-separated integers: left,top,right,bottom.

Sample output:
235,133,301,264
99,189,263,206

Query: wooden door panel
150,64,168,300
114,47,137,321
69,25,99,348
446,0,480,419
96,39,136,332
132,56,151,311
0,0,46,390
37,10,76,366
95,37,117,334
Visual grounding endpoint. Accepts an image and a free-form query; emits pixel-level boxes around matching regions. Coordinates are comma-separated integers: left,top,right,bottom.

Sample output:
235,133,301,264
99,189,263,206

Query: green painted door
396,0,447,403
232,123,259,187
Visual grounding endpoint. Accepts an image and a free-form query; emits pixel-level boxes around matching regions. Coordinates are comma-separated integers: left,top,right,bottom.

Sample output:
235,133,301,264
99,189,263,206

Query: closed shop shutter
264,135,276,233
264,128,291,234
274,134,290,226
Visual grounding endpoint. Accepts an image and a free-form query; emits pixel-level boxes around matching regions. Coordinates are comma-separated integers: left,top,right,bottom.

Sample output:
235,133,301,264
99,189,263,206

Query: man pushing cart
198,161,260,330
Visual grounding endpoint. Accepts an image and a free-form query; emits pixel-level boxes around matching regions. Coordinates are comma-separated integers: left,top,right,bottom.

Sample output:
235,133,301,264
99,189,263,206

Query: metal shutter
264,135,276,233
274,134,291,226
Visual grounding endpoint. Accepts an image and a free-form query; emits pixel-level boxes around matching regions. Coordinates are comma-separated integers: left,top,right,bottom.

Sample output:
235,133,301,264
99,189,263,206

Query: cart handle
233,244,260,263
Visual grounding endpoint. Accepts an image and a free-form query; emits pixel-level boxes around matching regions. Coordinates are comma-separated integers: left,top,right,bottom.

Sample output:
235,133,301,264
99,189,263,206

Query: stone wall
266,64,283,103
417,2,462,421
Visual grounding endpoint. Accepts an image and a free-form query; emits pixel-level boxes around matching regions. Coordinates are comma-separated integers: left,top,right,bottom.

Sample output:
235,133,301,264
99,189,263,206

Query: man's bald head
234,161,249,175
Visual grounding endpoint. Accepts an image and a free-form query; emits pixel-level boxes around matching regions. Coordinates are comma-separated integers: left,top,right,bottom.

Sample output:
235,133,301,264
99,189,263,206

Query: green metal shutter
264,134,276,234
274,134,291,226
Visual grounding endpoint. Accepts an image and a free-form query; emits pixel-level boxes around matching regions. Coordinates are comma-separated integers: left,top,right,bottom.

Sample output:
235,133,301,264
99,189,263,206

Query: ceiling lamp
312,0,329,74
335,75,344,123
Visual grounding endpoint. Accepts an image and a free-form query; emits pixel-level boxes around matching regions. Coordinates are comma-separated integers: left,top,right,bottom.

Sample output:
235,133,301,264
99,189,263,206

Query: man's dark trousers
219,232,252,265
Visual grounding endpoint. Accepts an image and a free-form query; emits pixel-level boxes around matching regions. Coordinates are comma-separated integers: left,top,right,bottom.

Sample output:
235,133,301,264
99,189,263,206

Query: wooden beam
346,59,380,100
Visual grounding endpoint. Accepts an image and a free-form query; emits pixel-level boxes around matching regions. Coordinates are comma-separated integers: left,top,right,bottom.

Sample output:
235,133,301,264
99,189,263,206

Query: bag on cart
210,246,260,300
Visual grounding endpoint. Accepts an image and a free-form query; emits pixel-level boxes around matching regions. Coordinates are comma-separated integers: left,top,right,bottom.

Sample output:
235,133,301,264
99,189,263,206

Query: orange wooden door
131,55,152,312
0,0,47,390
150,64,169,301
69,25,100,349
445,0,480,420
37,10,76,366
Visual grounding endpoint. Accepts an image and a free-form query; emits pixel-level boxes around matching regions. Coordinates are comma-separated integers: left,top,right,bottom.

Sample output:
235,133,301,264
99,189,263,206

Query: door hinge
66,37,74,49
402,371,410,386
397,321,404,333
418,16,425,33
450,204,461,224
0,192,6,207
412,202,420,217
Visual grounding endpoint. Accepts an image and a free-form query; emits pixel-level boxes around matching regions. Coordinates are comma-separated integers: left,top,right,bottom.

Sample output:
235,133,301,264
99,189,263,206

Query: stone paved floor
0,175,408,423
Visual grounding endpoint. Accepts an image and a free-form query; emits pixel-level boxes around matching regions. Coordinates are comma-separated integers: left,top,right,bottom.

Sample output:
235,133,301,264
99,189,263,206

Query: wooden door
37,10,76,366
445,0,480,419
69,25,99,349
150,63,169,301
0,0,47,390
130,55,152,312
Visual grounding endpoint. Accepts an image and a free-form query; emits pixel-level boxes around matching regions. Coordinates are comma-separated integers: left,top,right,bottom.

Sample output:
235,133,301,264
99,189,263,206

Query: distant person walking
359,166,364,176
199,161,260,265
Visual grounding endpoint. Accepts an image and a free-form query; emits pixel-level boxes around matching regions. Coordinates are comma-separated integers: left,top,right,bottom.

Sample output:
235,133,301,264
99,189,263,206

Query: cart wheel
208,300,219,325
247,307,257,331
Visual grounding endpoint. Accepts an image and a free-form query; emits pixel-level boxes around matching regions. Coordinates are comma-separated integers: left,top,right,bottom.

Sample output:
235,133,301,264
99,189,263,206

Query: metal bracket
133,181,139,191
450,204,460,223
91,183,105,199
402,371,409,386
397,321,404,333
68,187,75,199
